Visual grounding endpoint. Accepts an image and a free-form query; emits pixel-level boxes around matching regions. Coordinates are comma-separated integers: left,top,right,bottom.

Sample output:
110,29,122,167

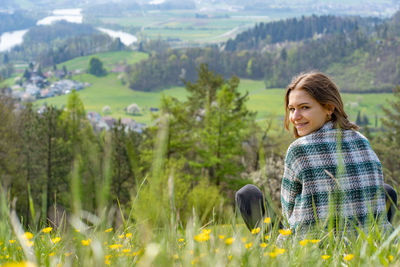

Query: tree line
0,21,126,70
0,11,36,34
126,12,400,93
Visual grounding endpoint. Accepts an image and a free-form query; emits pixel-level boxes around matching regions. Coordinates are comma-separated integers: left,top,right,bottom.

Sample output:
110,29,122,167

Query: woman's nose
292,109,302,121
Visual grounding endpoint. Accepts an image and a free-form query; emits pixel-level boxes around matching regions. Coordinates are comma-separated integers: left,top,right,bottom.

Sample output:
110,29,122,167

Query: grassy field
35,72,392,127
56,51,148,72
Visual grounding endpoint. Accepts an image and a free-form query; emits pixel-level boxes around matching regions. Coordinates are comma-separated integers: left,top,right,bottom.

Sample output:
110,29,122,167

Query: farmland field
35,72,392,127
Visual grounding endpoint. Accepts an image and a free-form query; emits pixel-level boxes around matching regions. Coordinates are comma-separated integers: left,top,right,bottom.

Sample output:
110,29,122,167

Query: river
0,8,137,52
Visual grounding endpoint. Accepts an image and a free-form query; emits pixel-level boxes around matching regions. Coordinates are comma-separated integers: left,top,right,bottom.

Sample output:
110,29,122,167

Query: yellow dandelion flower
279,229,292,236
225,237,234,245
109,244,123,250
6,254,10,258
241,237,247,243
260,242,268,248
104,228,113,233
173,254,179,259
218,235,225,240
42,227,52,233
310,239,320,244
251,227,260,234
264,235,270,240
274,248,285,255
123,248,131,253
321,255,331,260
9,240,16,244
178,238,185,242
81,239,91,246
269,252,277,258
105,255,112,260
64,252,71,257
105,259,111,266
22,232,34,240
51,237,61,244
49,252,55,256
125,233,132,238
26,241,34,247
299,239,309,246
191,257,199,265
228,255,233,261
264,217,271,223
245,242,252,249
194,233,210,242
388,255,394,262
74,229,80,233
343,254,354,261
202,229,211,235
118,234,124,239
190,250,194,255
3,261,37,267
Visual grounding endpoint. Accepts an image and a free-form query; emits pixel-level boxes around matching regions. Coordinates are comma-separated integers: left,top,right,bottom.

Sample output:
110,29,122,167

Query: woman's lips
295,122,308,129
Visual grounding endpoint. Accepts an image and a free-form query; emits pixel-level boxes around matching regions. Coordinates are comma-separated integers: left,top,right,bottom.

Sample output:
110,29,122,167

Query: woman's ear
325,103,335,115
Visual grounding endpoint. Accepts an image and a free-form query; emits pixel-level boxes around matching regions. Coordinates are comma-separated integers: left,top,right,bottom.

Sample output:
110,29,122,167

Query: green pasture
35,75,392,127
56,51,148,72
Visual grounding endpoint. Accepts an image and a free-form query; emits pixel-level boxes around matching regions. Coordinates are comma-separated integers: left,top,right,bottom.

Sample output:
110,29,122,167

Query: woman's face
288,88,333,137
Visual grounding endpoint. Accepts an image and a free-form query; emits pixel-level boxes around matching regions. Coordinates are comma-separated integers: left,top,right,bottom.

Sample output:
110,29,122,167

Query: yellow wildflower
178,238,185,242
109,244,123,250
49,252,55,256
310,239,320,244
104,228,113,233
26,241,34,247
299,239,309,246
123,248,131,253
173,254,179,259
225,237,234,245
3,261,37,267
321,255,331,260
202,229,211,234
118,234,124,239
241,237,247,243
194,232,210,242
264,217,271,223
251,227,260,234
228,255,232,261
42,227,53,233
64,252,71,257
105,255,112,260
51,237,61,244
105,259,111,266
260,242,268,248
264,235,270,240
269,252,277,258
125,233,132,238
22,232,34,240
191,257,199,265
274,248,285,255
388,255,394,262
278,229,292,236
215,248,219,253
343,254,354,261
9,240,16,244
245,242,252,249
81,239,91,246
218,235,225,240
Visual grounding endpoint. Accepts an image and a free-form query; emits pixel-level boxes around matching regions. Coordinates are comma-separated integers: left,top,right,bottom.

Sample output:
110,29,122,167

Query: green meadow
36,70,392,127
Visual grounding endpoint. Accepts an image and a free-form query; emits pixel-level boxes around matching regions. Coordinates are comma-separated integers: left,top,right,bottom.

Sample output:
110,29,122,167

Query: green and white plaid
281,121,391,236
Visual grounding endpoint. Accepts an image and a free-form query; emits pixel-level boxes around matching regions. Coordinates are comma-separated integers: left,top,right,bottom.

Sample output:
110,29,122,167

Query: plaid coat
281,121,391,236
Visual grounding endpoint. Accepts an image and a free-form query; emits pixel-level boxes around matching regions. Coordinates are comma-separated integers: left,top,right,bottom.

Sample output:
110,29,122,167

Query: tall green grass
0,114,399,267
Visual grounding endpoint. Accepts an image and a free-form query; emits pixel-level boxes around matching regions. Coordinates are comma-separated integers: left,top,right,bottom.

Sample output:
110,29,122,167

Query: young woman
236,72,396,237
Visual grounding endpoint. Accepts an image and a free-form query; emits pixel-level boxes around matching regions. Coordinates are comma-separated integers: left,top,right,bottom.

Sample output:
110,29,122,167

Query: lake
0,8,136,52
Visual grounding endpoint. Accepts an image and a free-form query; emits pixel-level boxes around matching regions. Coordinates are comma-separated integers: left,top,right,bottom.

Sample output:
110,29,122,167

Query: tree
374,86,400,186
88,57,107,77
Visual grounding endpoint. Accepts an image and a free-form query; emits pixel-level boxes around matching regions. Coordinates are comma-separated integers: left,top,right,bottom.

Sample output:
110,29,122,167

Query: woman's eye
289,108,295,112
301,106,309,110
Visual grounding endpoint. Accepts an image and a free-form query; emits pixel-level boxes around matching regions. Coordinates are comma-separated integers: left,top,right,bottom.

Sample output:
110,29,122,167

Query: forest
126,12,400,93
